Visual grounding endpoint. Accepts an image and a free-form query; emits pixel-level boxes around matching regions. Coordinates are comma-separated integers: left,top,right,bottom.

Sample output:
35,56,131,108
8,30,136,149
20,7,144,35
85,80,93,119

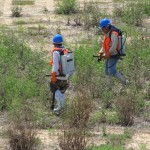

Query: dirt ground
0,0,150,150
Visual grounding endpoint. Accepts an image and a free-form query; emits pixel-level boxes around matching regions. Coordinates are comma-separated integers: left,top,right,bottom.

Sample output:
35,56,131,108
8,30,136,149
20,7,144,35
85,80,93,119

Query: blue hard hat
53,34,63,44
100,18,111,29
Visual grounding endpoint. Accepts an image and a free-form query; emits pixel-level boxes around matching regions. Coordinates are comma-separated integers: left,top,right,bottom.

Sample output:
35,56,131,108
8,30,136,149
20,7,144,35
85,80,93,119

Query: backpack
57,48,76,76
109,25,127,56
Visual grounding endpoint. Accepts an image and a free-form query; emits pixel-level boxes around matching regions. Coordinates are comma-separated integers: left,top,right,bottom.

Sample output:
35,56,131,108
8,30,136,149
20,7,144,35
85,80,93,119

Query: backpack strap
52,47,69,55
109,30,121,55
51,47,69,76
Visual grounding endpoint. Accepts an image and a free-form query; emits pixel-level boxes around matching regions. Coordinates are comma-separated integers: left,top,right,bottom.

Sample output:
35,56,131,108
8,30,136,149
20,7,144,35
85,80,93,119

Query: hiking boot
53,110,61,116
124,79,130,85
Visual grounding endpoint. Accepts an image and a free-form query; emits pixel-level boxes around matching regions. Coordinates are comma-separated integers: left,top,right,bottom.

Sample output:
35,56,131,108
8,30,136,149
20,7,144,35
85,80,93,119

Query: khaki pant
50,80,69,94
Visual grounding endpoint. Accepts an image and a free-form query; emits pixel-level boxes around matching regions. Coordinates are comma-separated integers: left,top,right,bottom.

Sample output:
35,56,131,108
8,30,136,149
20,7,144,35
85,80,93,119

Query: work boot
53,109,61,115
115,72,129,85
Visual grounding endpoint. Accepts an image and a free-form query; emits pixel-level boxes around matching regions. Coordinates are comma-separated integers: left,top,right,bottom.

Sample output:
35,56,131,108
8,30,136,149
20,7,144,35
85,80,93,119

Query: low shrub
55,0,78,14
12,6,22,17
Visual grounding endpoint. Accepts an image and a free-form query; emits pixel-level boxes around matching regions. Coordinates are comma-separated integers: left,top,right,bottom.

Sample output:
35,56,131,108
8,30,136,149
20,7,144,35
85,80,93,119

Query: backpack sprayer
46,48,75,111
93,25,127,64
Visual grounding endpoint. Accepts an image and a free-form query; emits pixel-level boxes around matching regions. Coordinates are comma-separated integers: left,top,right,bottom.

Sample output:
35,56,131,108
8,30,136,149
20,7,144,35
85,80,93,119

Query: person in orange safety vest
99,18,129,86
49,34,69,115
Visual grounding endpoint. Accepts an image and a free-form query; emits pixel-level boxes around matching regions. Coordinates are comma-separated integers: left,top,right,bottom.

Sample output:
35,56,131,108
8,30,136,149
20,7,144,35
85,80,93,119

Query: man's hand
49,60,53,66
105,51,111,59
98,51,103,56
98,51,103,62
51,72,57,84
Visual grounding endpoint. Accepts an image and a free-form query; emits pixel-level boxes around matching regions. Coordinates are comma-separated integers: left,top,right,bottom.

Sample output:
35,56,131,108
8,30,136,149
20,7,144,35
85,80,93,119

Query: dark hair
108,25,112,29
53,43,62,47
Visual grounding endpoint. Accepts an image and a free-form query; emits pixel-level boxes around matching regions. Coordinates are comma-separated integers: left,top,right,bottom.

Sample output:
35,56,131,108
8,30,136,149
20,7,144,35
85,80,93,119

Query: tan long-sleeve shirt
100,31,125,56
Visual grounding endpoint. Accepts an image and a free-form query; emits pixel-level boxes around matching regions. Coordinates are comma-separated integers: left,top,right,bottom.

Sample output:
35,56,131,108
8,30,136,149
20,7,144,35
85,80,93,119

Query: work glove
105,51,111,59
98,51,103,62
98,51,103,55
51,72,57,84
49,60,53,66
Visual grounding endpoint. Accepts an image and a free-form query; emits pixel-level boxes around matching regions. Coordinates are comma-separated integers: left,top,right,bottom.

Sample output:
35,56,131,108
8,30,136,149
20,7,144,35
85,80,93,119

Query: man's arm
109,33,118,55
52,51,60,75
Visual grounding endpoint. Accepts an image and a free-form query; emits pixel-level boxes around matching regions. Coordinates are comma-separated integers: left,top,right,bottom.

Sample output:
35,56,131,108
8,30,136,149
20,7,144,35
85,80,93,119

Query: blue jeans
105,59,119,76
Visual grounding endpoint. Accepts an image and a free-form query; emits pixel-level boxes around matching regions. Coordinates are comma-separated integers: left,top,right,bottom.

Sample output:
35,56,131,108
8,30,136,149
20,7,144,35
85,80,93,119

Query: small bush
59,128,87,150
82,2,102,30
115,96,136,126
63,95,92,128
8,122,38,150
12,6,22,17
12,0,34,5
59,87,93,150
55,0,78,14
7,102,39,150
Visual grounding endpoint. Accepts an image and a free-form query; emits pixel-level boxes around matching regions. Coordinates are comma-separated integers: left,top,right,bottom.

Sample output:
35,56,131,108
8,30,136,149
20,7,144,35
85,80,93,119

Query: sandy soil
0,0,150,150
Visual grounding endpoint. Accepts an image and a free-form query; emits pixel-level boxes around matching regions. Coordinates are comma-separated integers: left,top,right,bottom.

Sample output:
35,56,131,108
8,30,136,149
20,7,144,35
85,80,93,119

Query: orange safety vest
49,47,69,74
102,31,121,53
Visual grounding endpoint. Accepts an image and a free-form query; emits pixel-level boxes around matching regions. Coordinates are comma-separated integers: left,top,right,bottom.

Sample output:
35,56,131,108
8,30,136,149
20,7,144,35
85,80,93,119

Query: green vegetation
12,6,22,17
82,2,102,30
88,144,123,150
0,0,150,149
113,0,150,26
14,19,26,25
0,30,48,110
12,0,34,5
55,0,79,14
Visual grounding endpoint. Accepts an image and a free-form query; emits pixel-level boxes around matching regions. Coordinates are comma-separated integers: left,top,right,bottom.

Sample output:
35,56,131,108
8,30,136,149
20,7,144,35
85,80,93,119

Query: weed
102,126,107,137
12,0,34,5
115,96,136,126
82,1,102,30
59,128,87,150
8,122,38,150
63,96,92,128
89,110,106,125
123,128,134,139
12,6,22,17
140,143,147,150
59,88,93,150
7,101,39,150
55,0,78,15
14,19,26,25
106,134,126,147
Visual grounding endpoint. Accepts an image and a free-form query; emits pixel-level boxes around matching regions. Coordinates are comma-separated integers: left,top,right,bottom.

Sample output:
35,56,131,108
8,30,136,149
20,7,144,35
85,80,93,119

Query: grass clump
12,6,22,17
7,102,39,150
59,90,93,150
12,0,34,5
87,144,123,150
82,1,102,30
55,0,79,15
